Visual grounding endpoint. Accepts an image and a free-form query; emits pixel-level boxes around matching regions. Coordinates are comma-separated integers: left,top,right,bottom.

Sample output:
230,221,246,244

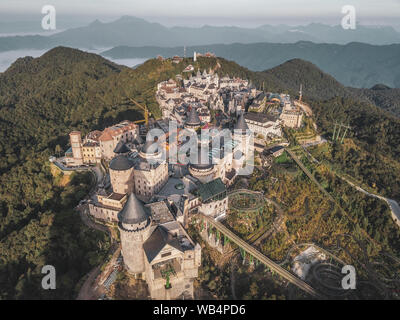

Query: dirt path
76,199,119,300
76,243,120,300
77,266,102,300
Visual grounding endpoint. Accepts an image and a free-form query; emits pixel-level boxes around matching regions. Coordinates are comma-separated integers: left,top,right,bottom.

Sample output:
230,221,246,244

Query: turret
184,107,201,130
109,155,134,194
233,113,249,136
118,193,152,276
69,131,83,165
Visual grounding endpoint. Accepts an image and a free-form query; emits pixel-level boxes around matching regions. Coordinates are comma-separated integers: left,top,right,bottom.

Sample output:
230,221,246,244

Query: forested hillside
349,85,400,118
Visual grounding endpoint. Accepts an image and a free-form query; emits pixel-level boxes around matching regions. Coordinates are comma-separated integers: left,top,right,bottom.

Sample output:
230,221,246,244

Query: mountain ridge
1,15,400,54
102,41,400,88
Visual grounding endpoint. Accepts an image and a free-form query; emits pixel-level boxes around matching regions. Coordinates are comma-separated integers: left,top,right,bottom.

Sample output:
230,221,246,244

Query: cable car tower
332,122,351,144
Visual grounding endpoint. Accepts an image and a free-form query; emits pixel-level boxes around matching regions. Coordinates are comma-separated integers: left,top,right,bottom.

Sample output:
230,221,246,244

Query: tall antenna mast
184,46,186,58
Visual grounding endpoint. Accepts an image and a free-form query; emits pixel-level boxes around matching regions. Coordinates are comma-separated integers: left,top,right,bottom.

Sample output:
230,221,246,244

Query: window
161,252,172,258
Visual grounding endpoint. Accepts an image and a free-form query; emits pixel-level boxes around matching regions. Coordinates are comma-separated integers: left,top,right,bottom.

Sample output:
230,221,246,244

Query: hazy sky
0,0,400,27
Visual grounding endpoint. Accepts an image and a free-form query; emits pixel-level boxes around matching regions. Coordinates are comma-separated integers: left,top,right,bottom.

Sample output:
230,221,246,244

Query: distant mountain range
102,41,400,88
1,16,400,89
1,16,400,53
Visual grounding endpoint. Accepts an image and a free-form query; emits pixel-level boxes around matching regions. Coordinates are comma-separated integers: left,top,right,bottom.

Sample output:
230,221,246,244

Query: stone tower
69,131,83,165
233,112,249,141
233,112,252,170
109,154,135,195
118,193,152,276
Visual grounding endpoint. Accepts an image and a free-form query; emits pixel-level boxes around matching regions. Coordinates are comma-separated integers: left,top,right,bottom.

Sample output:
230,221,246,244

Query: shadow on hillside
100,108,143,129
0,171,110,300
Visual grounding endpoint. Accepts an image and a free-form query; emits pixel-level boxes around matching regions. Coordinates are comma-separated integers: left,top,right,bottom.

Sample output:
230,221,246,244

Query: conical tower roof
185,107,201,126
118,193,148,225
113,141,130,154
234,113,249,134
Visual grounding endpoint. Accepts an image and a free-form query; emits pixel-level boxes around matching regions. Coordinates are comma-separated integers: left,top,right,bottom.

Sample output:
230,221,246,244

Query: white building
244,113,282,139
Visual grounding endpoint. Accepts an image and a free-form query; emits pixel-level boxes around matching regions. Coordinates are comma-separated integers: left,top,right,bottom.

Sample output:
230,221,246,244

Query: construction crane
126,97,150,128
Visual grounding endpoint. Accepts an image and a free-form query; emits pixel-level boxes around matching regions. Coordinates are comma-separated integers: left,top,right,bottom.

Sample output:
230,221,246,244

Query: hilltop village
55,56,311,300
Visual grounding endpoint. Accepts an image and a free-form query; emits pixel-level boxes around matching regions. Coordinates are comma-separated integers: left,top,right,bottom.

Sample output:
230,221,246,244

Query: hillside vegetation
349,85,400,118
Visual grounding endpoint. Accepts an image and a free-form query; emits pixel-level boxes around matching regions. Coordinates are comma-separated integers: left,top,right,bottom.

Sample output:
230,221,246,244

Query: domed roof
118,193,149,225
141,139,159,155
185,107,201,126
190,149,214,170
109,155,134,171
234,113,249,135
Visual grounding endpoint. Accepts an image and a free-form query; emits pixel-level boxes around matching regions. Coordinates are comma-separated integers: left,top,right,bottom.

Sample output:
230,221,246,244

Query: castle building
196,178,228,219
134,140,169,202
88,190,127,222
89,151,134,222
118,193,201,299
280,109,303,128
72,63,309,300
82,141,101,164
244,112,282,139
98,121,138,160
88,139,169,221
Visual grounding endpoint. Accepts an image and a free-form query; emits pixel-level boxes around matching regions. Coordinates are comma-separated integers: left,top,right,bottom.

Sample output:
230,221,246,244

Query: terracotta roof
86,130,102,141
99,122,136,142
98,129,113,142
